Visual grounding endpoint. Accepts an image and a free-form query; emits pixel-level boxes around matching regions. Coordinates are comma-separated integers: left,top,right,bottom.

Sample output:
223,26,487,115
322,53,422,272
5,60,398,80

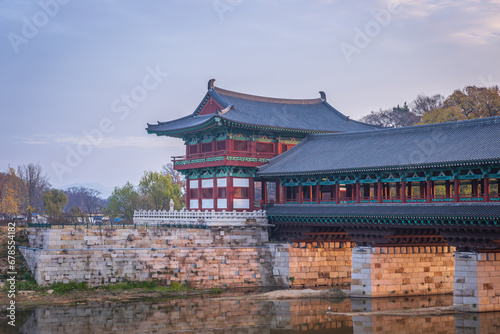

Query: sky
1,0,500,197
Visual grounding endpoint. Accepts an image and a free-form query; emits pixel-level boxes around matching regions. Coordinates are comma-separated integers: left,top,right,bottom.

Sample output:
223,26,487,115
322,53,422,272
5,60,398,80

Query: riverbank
0,283,224,309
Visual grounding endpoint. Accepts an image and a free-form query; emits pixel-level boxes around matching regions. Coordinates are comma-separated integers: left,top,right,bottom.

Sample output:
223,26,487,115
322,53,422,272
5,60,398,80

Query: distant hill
61,183,115,199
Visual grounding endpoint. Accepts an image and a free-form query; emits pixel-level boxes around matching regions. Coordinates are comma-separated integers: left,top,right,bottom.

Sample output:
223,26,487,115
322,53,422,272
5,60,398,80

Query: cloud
19,134,180,149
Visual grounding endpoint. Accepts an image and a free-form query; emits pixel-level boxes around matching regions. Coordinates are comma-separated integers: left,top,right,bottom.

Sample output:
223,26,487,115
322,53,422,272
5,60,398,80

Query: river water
6,294,500,333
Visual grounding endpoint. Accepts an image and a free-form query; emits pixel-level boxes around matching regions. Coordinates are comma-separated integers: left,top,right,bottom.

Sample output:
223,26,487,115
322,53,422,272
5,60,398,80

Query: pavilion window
266,182,276,202
202,188,213,199
234,141,248,152
201,142,213,153
216,140,227,151
234,187,249,199
407,181,426,201
301,185,315,202
489,178,499,200
256,142,274,154
432,180,454,201
217,188,226,198
320,185,333,202
190,189,199,199
286,186,298,202
254,181,262,204
382,182,401,201
459,180,484,201
188,145,198,155
360,183,377,201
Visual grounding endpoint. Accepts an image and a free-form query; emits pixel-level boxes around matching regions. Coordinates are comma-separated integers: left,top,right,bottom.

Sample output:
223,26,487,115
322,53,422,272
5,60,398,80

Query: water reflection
11,295,500,333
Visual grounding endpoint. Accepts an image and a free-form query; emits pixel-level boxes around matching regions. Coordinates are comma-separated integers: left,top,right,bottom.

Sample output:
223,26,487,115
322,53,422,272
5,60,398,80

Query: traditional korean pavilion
147,79,377,211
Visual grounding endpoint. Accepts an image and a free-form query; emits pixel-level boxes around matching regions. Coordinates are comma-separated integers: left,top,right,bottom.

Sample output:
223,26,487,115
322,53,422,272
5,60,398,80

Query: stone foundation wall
20,227,274,288
289,242,353,288
352,245,455,297
20,246,273,288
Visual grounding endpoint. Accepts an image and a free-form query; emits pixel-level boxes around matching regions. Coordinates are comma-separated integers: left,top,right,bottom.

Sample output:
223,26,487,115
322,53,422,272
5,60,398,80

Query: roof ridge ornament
208,78,216,90
218,105,233,115
319,91,326,101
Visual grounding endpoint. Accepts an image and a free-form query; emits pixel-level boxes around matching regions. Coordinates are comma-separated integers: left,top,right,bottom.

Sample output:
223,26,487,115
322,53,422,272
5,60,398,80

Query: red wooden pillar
454,178,460,202
227,177,234,211
426,179,432,203
445,180,451,198
377,181,383,203
275,178,280,204
315,184,320,203
335,184,340,204
298,184,303,204
355,182,360,203
407,182,412,199
401,181,406,203
484,177,490,202
396,182,401,201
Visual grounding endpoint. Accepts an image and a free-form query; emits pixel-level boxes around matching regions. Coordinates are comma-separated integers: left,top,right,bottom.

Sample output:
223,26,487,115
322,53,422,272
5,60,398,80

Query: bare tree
359,103,420,128
410,94,444,116
18,163,50,221
64,186,104,222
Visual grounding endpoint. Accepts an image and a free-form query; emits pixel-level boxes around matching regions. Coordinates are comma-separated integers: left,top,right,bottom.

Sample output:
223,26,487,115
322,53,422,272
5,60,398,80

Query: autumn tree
18,163,50,221
43,189,68,223
139,171,182,211
420,86,500,124
0,168,27,219
106,182,140,222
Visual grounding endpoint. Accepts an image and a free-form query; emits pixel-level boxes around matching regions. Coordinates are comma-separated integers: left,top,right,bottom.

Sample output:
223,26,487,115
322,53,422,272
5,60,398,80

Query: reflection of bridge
18,297,500,333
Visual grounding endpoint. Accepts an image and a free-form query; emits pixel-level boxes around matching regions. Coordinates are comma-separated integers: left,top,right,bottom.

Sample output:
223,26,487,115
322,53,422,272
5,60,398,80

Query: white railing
133,209,268,226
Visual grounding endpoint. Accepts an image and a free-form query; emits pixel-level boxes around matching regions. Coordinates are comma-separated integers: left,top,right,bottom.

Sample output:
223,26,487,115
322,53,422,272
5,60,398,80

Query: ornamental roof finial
319,91,326,101
208,78,216,90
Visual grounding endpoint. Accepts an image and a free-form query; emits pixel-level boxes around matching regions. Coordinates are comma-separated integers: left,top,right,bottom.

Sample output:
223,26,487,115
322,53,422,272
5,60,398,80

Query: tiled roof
146,81,378,136
258,117,500,176
266,203,500,220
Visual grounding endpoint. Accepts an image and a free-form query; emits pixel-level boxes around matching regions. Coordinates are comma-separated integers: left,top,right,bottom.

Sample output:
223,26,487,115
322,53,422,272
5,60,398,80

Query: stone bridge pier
454,251,500,312
350,245,500,312
351,245,455,298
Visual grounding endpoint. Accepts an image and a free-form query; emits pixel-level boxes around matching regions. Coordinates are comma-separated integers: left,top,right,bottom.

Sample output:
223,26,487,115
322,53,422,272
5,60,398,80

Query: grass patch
16,276,41,291
100,280,193,292
208,287,222,295
50,281,89,294
101,280,158,291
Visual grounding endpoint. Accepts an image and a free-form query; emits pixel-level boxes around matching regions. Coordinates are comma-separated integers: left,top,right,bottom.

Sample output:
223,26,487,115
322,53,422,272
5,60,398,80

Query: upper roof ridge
213,86,323,105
